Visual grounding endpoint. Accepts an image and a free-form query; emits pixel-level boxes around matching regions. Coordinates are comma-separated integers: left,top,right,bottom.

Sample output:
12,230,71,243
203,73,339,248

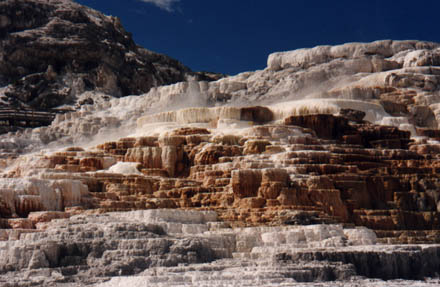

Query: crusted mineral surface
1,9,440,285
1,209,440,286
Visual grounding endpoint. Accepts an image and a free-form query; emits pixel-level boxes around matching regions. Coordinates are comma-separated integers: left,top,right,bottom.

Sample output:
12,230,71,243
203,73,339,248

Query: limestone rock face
0,178,89,218
1,209,440,286
2,40,440,152
231,169,262,198
4,40,440,153
0,0,209,109
2,111,440,245
3,39,440,285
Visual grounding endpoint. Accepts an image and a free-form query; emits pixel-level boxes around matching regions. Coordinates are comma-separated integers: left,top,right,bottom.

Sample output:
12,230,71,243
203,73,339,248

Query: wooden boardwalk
0,108,57,127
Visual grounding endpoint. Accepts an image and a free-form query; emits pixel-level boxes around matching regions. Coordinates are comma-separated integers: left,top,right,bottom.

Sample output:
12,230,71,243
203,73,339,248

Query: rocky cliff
0,0,216,111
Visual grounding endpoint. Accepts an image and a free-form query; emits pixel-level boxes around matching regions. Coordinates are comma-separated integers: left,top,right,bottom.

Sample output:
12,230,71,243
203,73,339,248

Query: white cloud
138,0,180,12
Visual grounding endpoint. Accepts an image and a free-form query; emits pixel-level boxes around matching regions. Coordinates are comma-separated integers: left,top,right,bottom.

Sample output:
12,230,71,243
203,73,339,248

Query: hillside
0,0,219,111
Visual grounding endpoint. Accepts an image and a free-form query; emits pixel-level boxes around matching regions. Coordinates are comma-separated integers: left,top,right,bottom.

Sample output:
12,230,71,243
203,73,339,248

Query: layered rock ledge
2,38,440,285
1,209,440,286
2,108,440,245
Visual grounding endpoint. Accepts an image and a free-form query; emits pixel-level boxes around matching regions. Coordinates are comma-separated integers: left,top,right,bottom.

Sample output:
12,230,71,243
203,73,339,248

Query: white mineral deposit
1,0,440,286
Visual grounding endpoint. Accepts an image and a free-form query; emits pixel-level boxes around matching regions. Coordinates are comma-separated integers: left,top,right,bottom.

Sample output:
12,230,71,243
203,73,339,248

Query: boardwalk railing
0,108,59,127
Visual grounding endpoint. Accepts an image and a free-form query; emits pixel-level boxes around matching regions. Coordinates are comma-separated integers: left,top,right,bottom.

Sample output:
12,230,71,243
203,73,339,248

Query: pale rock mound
2,40,440,153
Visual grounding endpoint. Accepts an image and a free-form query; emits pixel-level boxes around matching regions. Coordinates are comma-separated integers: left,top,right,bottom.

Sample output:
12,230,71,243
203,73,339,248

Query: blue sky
76,0,440,75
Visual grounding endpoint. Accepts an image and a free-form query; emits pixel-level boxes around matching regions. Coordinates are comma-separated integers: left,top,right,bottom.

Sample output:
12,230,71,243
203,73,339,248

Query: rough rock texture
3,39,440,285
3,40,440,152
1,209,440,286
0,0,213,110
2,109,440,245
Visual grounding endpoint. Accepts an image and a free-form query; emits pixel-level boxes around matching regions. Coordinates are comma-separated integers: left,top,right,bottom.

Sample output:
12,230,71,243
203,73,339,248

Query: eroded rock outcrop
0,0,214,110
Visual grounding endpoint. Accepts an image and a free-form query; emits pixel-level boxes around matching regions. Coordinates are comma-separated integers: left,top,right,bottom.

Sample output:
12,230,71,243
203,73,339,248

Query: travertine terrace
2,39,440,285
2,209,440,286
2,1,440,286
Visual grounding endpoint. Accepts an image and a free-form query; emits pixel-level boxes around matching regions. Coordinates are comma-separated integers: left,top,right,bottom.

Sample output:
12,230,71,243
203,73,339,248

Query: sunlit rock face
3,40,440,153
2,109,440,245
0,178,89,218
2,209,440,286
2,39,440,286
